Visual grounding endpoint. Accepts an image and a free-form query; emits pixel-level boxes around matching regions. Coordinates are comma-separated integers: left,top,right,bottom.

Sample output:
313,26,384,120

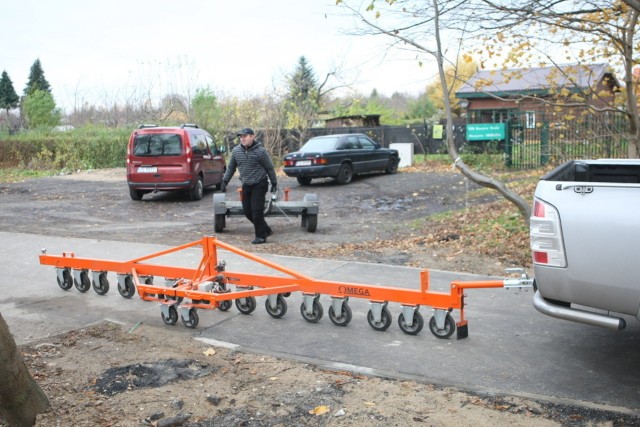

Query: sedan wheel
385,157,399,174
297,177,312,186
335,163,353,185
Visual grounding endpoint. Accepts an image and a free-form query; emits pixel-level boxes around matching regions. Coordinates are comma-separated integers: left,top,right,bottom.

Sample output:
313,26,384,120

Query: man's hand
271,184,277,193
220,181,227,193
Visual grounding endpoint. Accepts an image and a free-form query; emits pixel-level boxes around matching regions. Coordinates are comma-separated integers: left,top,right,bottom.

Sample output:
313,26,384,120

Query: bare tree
0,312,50,426
476,0,639,158
337,0,532,223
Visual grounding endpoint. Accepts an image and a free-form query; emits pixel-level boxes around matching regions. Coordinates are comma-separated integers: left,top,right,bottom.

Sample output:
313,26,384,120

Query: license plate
137,167,157,173
296,160,311,166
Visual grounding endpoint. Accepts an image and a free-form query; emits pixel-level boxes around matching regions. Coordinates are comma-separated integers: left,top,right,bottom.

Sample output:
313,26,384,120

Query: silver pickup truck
530,159,640,330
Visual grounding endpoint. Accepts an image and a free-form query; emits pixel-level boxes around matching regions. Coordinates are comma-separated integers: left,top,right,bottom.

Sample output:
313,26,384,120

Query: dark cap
237,128,254,136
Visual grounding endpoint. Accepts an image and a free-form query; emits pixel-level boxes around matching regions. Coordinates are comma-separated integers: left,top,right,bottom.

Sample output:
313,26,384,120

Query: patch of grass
0,167,56,183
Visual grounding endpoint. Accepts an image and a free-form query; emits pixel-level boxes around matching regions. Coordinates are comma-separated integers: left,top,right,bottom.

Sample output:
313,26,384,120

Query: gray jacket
223,141,277,187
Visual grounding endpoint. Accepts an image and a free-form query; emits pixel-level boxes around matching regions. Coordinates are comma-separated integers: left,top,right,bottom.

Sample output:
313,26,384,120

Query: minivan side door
204,135,226,185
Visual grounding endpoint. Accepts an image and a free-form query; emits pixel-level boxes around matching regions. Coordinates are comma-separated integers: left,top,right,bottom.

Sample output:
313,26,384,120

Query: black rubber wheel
161,305,178,326
235,296,257,314
367,306,392,331
129,187,143,201
297,176,312,186
57,269,73,291
214,214,226,232
181,308,199,328
92,272,110,295
300,298,323,323
335,163,353,185
74,270,91,293
305,214,318,233
429,313,456,339
189,176,204,201
385,157,399,174
328,303,352,327
118,276,136,299
398,310,424,335
265,294,288,318
218,300,232,311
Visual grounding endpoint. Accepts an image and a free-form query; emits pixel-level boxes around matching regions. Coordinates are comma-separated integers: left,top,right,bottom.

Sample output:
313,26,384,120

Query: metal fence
251,112,628,170
503,111,629,169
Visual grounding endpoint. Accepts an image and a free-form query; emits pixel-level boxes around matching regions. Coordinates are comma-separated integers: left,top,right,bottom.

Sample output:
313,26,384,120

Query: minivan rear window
133,133,182,156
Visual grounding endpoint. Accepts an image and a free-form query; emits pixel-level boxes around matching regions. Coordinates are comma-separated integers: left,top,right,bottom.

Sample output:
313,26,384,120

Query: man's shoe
267,227,273,236
251,237,266,244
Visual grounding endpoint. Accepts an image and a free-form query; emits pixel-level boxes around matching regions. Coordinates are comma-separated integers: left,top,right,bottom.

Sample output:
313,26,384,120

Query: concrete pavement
2,231,639,414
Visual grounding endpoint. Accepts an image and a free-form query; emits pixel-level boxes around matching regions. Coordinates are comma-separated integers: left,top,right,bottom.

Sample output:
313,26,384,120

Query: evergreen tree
24,59,51,96
286,56,320,129
0,71,19,114
22,89,60,128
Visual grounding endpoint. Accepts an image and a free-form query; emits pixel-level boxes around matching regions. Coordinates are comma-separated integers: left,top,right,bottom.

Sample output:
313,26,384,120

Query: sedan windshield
299,137,339,153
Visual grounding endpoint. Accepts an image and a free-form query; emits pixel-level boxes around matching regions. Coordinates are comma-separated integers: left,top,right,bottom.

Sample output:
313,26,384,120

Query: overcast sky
1,0,436,111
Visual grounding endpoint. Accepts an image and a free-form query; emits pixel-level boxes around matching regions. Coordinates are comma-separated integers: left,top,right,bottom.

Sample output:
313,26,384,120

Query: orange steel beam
39,236,525,319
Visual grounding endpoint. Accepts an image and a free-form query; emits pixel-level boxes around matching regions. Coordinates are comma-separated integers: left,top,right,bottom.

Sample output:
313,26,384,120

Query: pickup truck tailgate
533,180,640,315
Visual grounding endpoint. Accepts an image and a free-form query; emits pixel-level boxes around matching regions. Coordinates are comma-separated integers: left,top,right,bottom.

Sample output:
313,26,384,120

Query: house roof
456,63,620,99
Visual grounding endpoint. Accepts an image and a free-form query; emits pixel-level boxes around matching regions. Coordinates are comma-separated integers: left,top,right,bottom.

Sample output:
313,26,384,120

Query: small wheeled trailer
39,236,533,339
213,188,319,233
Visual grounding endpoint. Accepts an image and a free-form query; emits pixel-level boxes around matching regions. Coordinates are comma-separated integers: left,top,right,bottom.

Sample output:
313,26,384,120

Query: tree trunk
0,312,50,426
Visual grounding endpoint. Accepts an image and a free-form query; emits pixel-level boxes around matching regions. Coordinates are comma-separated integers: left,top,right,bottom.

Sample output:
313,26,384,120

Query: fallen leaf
268,377,278,381
309,405,330,415
203,348,216,356
363,401,376,407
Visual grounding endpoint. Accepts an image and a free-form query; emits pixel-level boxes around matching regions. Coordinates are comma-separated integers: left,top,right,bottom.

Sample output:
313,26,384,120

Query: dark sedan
283,134,400,185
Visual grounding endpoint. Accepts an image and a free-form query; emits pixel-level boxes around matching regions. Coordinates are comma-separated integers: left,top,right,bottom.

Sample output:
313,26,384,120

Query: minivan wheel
129,188,143,201
189,176,204,201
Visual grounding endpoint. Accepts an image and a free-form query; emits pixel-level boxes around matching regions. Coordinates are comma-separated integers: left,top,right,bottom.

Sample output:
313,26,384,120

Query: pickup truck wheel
297,177,312,186
189,176,204,201
385,157,399,174
214,214,226,232
335,163,353,185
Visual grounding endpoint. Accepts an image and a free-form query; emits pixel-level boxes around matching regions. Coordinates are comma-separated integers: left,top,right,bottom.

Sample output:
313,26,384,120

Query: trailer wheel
304,214,317,232
118,276,136,299
300,299,323,323
214,214,226,232
182,308,199,328
57,269,73,291
367,307,392,331
398,311,424,335
328,303,352,327
429,314,455,339
92,272,110,295
75,270,91,293
162,305,178,325
265,294,288,318
218,300,232,311
235,297,257,314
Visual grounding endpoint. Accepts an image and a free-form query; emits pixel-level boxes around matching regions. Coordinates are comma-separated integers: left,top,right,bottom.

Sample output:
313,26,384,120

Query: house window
526,111,536,129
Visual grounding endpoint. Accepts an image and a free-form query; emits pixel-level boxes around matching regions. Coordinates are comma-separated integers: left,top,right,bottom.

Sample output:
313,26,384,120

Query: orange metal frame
39,236,530,338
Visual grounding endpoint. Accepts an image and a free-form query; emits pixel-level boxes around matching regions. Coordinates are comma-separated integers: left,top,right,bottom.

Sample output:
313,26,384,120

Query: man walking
221,128,278,244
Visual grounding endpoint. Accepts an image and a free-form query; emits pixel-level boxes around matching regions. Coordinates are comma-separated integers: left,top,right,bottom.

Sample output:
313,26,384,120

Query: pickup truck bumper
533,291,626,330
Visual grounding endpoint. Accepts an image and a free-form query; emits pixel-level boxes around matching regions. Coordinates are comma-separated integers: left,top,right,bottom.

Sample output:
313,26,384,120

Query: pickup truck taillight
530,198,567,267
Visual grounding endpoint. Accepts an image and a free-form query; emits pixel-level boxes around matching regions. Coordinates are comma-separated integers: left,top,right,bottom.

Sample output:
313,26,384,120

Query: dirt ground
1,167,634,426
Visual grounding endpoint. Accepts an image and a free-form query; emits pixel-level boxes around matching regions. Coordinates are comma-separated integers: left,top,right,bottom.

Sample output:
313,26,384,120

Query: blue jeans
241,179,270,239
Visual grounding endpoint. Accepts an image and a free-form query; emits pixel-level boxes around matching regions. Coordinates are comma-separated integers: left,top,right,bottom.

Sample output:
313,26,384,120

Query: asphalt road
3,232,640,416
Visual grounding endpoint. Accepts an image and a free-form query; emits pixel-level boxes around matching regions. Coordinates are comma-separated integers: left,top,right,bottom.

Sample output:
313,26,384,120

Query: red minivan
126,124,226,201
